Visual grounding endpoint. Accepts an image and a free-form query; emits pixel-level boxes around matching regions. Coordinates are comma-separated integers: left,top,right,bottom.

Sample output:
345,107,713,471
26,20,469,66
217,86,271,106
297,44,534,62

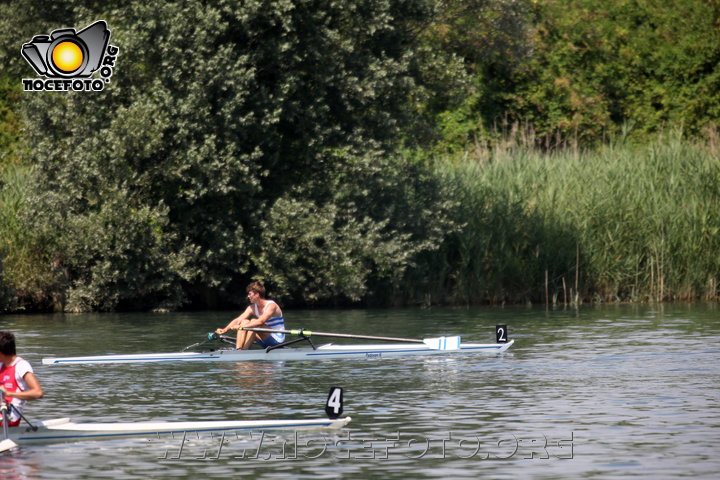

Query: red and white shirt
1,356,33,425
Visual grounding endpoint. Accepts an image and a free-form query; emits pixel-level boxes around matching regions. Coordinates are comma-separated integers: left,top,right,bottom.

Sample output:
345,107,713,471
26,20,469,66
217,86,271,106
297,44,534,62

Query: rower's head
0,331,17,356
246,281,266,302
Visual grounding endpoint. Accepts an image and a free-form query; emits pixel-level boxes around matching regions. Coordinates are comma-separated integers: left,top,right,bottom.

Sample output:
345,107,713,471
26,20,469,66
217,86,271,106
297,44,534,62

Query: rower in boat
215,281,285,350
1,331,44,447
42,327,514,365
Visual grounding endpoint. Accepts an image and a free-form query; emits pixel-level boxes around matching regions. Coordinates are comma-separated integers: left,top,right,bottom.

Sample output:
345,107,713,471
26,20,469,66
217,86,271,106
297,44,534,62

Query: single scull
1,387,349,451
42,327,514,365
6,416,350,444
43,340,513,365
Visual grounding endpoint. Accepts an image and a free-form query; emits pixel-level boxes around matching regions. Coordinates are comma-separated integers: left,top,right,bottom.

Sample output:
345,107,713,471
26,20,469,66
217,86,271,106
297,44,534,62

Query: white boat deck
10,416,352,443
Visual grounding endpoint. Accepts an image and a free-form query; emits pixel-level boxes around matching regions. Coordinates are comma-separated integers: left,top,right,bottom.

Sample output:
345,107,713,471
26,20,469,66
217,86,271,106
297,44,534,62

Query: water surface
1,304,718,479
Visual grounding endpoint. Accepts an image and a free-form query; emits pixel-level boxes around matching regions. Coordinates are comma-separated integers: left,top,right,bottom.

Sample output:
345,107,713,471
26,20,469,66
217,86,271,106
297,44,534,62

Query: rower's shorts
255,335,284,348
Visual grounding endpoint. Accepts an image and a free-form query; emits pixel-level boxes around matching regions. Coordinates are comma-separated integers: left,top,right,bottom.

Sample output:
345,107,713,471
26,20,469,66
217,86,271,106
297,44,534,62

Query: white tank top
252,300,285,342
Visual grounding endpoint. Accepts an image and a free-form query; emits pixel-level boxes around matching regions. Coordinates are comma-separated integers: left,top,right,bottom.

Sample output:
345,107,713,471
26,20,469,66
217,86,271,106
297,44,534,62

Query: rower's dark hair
246,281,266,298
0,331,17,356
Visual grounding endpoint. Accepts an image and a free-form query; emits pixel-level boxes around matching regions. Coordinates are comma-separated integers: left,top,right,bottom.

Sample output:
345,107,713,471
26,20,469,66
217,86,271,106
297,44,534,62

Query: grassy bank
430,129,720,305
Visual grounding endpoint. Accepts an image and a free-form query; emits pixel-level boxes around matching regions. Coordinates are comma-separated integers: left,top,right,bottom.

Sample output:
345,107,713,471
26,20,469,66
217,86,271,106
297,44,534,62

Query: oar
1,395,18,452
241,327,461,350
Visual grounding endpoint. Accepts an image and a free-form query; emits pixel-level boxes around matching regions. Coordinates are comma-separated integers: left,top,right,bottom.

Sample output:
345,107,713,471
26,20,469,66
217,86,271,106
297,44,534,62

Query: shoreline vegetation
4,128,718,312
1,0,719,312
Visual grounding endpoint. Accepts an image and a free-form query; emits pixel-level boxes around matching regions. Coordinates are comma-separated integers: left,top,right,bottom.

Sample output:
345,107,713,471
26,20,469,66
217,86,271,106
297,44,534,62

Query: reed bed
432,130,720,304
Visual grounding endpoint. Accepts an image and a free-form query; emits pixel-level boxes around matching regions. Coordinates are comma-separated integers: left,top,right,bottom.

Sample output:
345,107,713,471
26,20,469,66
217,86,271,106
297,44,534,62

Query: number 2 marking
496,325,508,343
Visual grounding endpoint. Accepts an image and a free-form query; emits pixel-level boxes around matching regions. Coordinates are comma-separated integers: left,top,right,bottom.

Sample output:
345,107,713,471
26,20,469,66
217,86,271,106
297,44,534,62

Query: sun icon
51,41,84,73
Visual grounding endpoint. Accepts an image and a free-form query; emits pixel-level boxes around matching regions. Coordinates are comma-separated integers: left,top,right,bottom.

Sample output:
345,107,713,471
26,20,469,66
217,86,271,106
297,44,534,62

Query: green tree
409,0,535,152
418,0,720,149
510,0,720,142
2,0,455,310
256,147,455,305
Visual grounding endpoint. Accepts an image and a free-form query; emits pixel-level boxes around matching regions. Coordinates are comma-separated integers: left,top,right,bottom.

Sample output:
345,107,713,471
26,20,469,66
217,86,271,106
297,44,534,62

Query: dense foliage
1,0,456,311
1,0,719,311
425,0,720,150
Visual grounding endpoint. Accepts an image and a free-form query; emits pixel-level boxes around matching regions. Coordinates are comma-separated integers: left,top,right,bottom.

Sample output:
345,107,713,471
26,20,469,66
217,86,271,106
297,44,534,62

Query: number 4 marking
325,387,343,419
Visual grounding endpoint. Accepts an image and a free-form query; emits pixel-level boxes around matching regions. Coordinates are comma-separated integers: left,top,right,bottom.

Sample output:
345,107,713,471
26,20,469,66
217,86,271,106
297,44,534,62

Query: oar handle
241,327,424,344
1,395,11,440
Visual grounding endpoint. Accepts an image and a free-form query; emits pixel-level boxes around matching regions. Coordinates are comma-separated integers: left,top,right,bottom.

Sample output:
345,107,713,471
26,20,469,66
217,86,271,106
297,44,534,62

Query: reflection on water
0,451,39,480
0,304,719,479
221,361,282,396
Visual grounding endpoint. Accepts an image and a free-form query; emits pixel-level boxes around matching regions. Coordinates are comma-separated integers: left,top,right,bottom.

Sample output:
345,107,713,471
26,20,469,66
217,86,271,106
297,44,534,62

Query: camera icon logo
22,20,110,77
21,20,119,92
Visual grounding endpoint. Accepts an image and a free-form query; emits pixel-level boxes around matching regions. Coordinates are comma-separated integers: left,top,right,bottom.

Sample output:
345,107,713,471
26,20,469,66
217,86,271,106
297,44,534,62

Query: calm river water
1,304,718,479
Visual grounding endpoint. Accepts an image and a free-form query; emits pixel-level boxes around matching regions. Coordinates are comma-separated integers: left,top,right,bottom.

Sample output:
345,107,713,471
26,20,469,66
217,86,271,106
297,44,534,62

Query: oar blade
422,336,461,350
0,437,18,452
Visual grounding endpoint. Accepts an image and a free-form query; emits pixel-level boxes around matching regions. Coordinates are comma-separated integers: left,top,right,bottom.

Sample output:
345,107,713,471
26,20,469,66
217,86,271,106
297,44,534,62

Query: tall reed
429,129,720,304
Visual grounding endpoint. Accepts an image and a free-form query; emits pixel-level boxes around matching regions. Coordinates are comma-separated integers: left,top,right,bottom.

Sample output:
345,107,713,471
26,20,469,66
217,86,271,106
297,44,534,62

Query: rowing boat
42,326,514,365
6,416,351,444
1,387,349,451
42,339,513,365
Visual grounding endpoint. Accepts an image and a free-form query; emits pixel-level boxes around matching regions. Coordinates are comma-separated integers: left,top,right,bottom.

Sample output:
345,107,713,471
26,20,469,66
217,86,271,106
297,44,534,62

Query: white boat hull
9,416,351,444
42,340,514,365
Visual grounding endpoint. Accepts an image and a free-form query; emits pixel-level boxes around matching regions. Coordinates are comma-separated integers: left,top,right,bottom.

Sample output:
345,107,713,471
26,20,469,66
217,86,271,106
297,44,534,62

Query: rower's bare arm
216,307,253,333
1,372,44,400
